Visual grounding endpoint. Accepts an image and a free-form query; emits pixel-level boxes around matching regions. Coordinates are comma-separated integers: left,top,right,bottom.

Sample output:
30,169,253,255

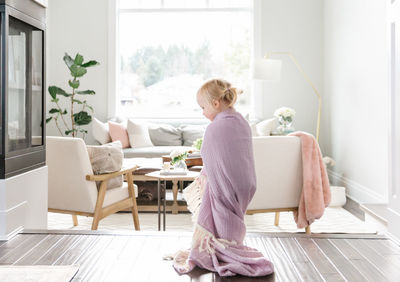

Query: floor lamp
254,52,322,142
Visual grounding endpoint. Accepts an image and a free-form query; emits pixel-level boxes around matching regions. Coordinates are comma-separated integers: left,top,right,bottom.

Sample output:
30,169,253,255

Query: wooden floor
0,230,399,281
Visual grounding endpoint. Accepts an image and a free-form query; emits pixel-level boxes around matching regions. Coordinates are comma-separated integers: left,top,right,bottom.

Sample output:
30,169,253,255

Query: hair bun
197,78,240,107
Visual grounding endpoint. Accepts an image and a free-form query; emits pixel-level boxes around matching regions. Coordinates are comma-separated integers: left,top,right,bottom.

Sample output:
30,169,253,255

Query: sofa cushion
108,121,130,148
180,124,207,146
127,119,154,148
123,146,193,158
92,117,111,145
148,123,182,146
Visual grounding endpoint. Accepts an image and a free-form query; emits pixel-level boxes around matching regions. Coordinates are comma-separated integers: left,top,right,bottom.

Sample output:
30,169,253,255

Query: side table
145,171,200,231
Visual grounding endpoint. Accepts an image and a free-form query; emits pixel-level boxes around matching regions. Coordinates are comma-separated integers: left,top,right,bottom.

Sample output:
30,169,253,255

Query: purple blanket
173,108,274,277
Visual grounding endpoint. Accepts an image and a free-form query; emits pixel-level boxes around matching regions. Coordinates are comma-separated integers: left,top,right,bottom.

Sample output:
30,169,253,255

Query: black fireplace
0,0,46,178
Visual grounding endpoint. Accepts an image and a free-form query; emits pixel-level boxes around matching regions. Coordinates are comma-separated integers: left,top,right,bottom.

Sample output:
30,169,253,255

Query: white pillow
92,117,111,145
256,118,277,136
127,119,154,148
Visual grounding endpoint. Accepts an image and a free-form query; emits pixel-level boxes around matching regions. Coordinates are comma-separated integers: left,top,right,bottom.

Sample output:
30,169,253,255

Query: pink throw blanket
173,108,274,277
289,131,331,228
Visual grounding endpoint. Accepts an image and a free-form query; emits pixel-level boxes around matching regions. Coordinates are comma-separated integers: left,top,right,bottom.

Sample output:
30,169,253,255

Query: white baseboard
0,226,23,241
328,169,386,204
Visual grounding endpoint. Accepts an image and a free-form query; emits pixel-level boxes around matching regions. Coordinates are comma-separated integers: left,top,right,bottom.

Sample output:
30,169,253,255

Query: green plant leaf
49,86,70,97
70,65,87,78
51,98,59,103
48,86,57,99
79,129,88,134
63,53,74,68
49,108,60,114
65,130,74,135
73,111,92,125
74,54,84,65
68,79,80,89
58,92,72,97
76,90,95,95
81,60,100,68
46,117,52,123
72,99,83,104
62,109,68,115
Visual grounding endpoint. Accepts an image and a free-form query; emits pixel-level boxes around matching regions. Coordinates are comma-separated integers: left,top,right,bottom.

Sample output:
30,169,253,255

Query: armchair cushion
102,182,138,207
87,141,124,189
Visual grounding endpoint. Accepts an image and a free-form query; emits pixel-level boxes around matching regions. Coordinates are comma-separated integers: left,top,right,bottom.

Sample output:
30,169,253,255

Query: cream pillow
92,117,111,145
256,118,277,136
127,119,154,148
86,141,124,190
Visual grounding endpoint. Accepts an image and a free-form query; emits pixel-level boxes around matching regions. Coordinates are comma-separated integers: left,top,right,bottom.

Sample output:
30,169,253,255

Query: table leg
172,180,179,214
158,179,160,231
163,180,166,231
179,180,183,193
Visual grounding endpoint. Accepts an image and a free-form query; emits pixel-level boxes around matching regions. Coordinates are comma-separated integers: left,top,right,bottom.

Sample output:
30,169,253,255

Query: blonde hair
197,79,243,108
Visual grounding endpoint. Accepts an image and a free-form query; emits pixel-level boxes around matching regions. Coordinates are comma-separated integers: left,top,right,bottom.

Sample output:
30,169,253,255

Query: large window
117,0,253,118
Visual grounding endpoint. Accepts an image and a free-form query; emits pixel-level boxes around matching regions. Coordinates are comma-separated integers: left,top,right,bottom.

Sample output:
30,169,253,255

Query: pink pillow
108,121,130,148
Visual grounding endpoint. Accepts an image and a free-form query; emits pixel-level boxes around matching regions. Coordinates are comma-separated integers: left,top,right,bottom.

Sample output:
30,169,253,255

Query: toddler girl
173,79,274,277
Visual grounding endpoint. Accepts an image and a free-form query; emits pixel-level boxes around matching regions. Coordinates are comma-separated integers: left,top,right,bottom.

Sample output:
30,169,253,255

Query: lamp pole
265,52,321,142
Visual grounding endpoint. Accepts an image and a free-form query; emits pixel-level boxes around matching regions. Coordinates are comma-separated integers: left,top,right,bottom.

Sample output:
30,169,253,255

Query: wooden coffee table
145,171,200,231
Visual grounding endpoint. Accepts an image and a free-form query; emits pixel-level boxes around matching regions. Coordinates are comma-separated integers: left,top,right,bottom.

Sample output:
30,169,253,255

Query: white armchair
247,136,310,233
46,136,140,230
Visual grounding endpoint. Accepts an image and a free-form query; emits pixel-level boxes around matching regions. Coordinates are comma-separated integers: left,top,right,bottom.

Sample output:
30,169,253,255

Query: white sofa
93,118,209,158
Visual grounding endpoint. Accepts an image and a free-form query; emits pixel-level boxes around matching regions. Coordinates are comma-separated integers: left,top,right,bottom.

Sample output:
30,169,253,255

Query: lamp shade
253,58,282,81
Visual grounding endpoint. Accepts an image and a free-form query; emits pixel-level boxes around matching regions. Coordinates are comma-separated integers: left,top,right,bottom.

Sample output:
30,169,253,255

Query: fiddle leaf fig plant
46,52,99,139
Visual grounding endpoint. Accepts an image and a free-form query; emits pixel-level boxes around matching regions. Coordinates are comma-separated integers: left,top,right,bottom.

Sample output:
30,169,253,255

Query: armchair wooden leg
92,180,108,230
72,215,78,226
274,212,280,226
127,172,140,231
305,225,311,234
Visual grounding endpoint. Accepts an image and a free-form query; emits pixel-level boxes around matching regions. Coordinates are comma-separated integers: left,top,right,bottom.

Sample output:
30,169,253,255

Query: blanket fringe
183,175,206,223
192,224,237,254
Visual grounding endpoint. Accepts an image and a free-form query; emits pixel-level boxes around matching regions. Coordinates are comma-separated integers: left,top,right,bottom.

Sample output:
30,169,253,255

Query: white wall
323,0,388,203
47,0,109,144
258,0,324,149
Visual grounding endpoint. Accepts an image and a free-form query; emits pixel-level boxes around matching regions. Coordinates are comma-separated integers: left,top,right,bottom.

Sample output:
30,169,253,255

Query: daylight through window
117,0,253,118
